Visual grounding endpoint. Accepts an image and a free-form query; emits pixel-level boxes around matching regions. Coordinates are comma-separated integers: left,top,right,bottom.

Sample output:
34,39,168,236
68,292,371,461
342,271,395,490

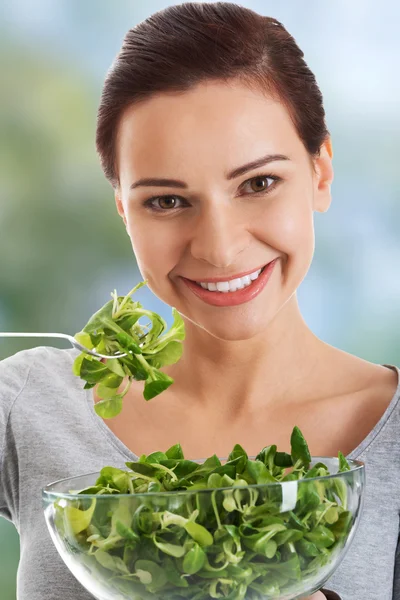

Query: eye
143,195,186,212
241,174,281,195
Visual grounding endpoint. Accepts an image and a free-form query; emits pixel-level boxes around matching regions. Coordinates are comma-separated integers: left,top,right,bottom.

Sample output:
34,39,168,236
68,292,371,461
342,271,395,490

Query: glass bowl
43,456,365,600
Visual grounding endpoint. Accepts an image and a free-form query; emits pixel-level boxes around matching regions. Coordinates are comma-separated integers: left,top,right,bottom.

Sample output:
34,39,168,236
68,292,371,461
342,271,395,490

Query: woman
0,3,398,599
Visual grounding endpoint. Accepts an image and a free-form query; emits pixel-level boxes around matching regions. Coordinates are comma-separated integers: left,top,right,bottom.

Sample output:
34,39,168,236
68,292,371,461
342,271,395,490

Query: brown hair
96,2,329,187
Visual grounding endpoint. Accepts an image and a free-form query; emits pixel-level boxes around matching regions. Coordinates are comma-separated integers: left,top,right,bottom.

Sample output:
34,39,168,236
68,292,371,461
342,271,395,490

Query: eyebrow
129,153,290,190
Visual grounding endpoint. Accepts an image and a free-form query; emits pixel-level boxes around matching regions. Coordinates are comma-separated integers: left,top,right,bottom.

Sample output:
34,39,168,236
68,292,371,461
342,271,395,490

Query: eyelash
142,173,282,213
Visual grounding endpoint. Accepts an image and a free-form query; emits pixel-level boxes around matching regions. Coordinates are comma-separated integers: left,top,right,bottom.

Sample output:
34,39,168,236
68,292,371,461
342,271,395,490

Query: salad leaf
56,428,354,600
73,281,185,417
290,426,312,470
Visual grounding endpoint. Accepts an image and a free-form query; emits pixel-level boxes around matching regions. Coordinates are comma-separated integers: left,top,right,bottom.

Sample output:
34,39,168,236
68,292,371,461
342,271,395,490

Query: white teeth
196,268,263,292
216,281,230,293
228,279,240,292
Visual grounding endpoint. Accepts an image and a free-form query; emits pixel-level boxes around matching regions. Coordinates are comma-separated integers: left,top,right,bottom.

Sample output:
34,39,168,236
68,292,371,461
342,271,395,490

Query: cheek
258,196,314,254
125,217,184,294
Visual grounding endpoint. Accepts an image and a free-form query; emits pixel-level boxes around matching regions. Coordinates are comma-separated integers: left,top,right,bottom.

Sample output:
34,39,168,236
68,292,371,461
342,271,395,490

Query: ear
312,137,334,213
115,188,127,226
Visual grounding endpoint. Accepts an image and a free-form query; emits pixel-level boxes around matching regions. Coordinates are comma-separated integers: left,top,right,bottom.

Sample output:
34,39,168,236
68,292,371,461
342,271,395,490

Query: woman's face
115,79,333,341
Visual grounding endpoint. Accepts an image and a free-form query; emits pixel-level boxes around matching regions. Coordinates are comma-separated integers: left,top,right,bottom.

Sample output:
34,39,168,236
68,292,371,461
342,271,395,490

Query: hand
302,592,327,599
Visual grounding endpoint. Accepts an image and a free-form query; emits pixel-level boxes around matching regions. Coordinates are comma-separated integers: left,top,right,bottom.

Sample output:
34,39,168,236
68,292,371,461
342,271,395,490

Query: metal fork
0,332,128,359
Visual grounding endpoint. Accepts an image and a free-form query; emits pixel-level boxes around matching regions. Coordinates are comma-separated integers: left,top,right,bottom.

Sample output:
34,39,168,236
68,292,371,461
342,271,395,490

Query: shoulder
341,356,399,415
331,357,400,440
357,361,399,408
0,347,40,418
315,349,399,433
321,346,399,401
0,346,83,415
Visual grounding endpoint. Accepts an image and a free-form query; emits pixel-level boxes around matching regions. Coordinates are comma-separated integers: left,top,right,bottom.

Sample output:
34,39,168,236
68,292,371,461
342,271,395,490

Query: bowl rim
42,456,365,500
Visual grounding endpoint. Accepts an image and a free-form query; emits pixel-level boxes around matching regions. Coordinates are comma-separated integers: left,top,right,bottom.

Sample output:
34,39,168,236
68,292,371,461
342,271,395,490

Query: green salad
54,428,352,600
72,281,185,418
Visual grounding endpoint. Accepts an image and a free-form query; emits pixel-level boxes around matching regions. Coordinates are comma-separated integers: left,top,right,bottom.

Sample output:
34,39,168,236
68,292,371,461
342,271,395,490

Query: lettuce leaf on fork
72,281,185,418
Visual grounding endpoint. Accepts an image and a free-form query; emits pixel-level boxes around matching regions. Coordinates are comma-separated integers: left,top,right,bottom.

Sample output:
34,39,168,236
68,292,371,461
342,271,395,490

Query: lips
180,258,278,308
186,261,273,284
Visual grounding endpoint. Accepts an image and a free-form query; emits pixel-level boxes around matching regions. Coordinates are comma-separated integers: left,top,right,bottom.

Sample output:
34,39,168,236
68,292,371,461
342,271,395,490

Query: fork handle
0,332,71,341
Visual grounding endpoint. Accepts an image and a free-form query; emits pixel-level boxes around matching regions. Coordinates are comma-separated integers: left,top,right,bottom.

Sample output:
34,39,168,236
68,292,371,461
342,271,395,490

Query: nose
189,202,250,268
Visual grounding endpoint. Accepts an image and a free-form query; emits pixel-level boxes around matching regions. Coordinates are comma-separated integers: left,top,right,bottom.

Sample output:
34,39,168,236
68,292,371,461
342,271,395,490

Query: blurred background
1,0,399,597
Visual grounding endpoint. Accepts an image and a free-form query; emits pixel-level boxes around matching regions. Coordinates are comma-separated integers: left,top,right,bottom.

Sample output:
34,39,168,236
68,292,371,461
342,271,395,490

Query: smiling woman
1,3,399,600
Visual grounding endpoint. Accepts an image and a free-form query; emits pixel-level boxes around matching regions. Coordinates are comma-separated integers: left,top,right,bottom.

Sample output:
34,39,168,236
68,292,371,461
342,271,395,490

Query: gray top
0,346,399,600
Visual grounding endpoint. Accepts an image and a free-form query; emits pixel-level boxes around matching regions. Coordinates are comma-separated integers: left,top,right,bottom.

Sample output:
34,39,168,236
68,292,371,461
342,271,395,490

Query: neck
164,294,327,420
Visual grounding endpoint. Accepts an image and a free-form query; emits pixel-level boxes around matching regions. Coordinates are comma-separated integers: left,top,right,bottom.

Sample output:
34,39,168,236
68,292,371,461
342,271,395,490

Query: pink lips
180,258,278,307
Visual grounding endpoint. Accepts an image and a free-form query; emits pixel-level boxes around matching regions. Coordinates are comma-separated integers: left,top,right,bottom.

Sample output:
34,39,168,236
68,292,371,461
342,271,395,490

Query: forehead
116,80,303,179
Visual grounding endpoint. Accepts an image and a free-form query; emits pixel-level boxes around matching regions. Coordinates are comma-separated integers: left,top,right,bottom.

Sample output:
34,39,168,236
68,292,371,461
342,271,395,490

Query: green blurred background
1,0,399,597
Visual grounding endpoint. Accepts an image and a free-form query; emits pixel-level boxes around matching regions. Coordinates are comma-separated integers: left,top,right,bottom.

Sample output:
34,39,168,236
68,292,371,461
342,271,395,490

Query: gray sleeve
0,348,37,522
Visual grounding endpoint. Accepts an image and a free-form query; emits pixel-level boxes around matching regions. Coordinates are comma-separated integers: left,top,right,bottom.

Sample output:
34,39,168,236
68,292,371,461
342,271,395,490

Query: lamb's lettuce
54,427,353,600
73,281,185,418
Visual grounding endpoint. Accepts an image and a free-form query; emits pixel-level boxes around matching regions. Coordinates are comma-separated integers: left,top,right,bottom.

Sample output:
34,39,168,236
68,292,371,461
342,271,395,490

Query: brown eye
143,195,187,213
250,177,269,192
157,196,178,209
241,175,280,196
